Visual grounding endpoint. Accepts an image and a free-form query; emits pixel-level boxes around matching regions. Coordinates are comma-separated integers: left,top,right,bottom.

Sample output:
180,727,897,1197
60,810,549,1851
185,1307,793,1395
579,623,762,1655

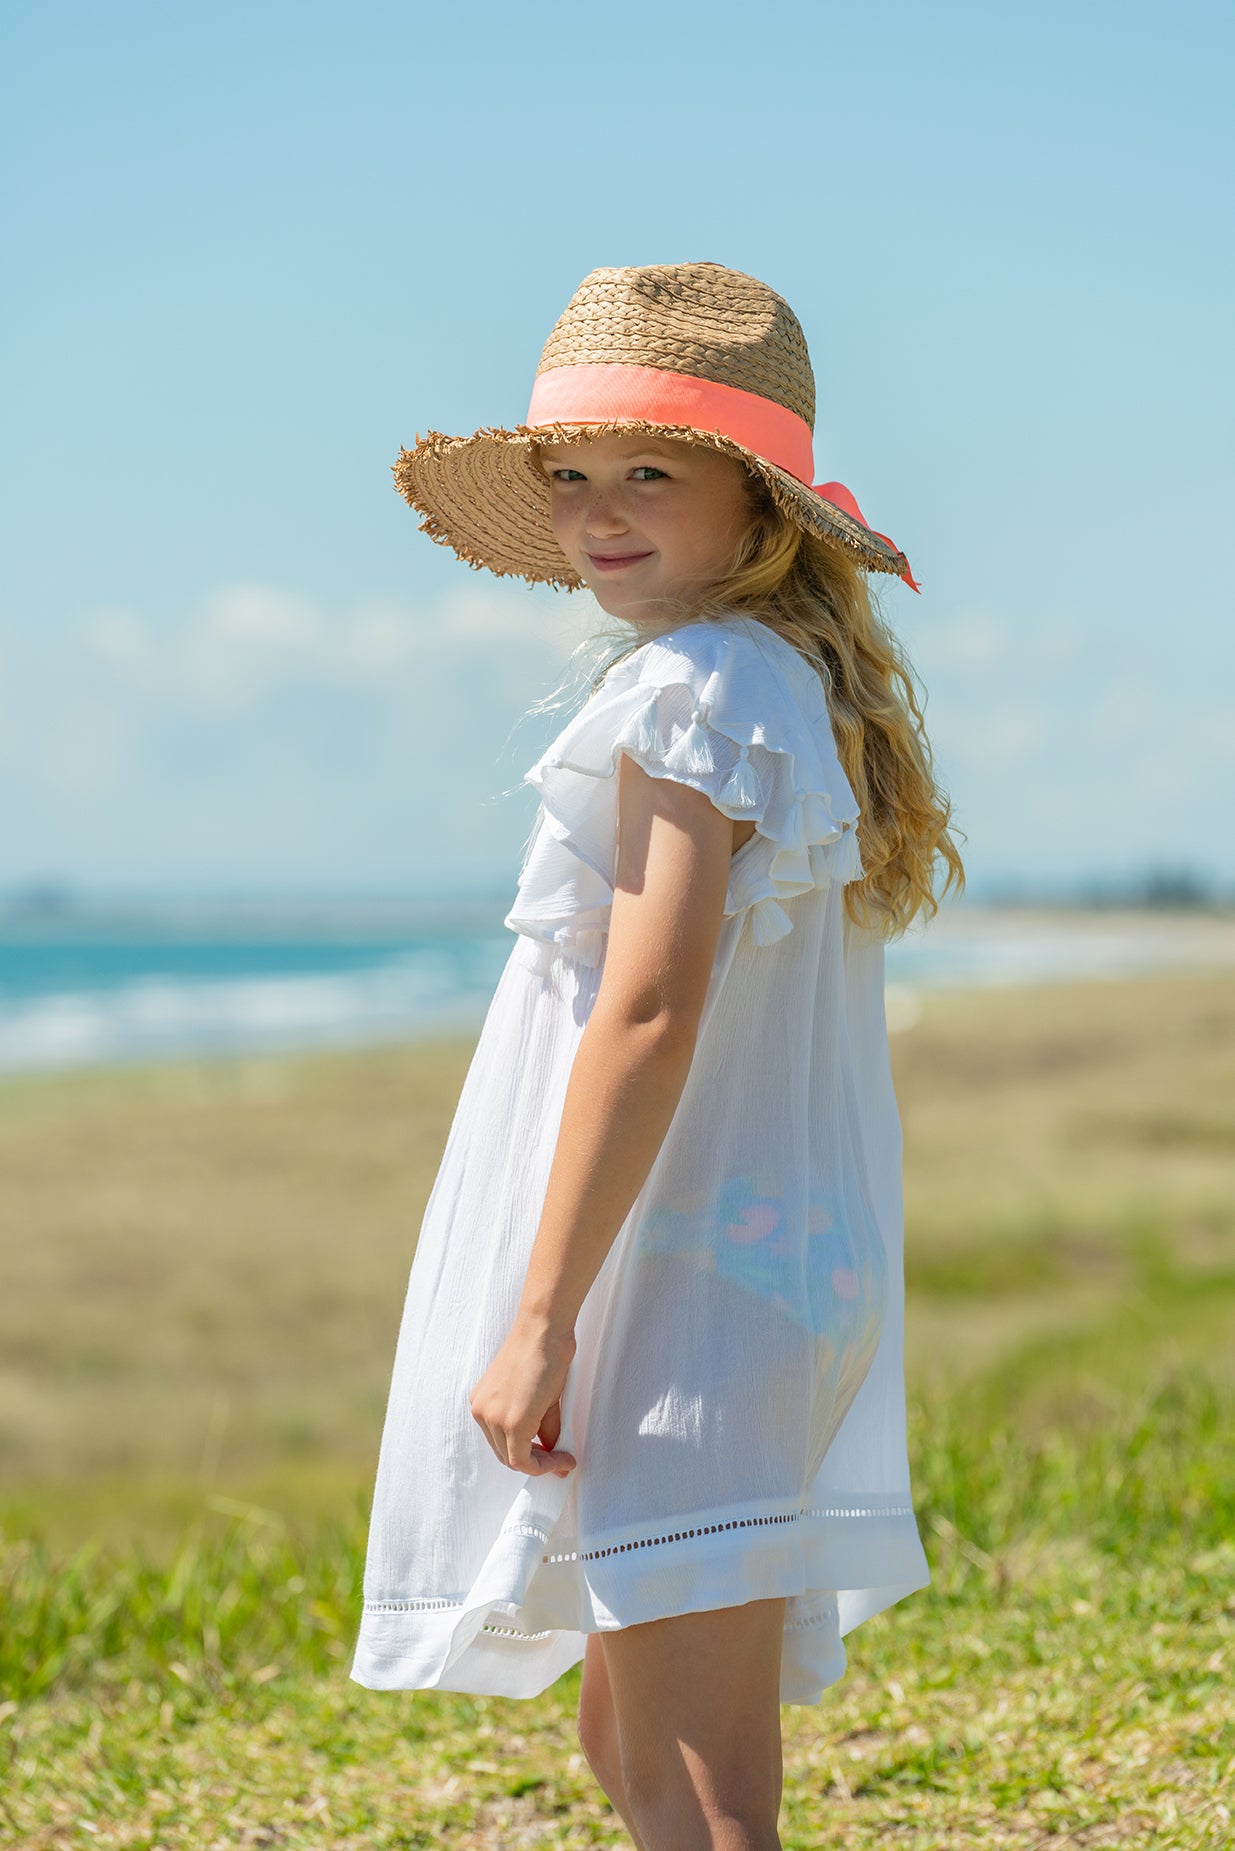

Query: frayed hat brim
392,422,912,590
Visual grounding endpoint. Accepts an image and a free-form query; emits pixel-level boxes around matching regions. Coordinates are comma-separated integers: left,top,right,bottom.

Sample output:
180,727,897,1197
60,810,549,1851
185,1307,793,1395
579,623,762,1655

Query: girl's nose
583,486,628,539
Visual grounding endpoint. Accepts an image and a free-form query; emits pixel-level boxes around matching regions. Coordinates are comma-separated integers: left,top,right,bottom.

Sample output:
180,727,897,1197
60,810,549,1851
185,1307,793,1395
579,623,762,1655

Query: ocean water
0,906,511,1075
0,901,1231,1076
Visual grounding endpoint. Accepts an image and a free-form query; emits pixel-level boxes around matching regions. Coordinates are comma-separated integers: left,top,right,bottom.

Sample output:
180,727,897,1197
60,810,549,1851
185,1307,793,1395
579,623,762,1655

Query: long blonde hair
596,473,965,941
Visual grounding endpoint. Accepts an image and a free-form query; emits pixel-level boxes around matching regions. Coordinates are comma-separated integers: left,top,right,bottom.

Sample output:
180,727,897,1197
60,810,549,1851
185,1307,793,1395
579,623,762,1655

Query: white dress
349,614,929,1706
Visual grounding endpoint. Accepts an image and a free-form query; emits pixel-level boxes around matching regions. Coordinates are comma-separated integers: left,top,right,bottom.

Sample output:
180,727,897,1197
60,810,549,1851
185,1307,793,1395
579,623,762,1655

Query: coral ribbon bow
814,482,921,593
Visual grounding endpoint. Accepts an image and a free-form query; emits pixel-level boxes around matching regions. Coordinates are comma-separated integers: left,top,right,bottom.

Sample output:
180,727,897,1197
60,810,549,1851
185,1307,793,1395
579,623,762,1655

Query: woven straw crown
392,262,911,589
536,264,816,429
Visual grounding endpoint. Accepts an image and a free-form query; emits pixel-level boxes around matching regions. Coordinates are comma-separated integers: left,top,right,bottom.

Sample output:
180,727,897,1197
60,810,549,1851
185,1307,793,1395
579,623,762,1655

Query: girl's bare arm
519,754,739,1329
469,753,739,1474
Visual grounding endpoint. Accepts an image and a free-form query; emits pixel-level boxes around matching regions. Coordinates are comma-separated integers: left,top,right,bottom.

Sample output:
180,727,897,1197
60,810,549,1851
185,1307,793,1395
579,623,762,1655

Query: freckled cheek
547,499,578,554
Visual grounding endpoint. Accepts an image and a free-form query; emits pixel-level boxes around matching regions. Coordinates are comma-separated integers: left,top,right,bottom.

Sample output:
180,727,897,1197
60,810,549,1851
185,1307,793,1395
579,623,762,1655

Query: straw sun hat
393,262,919,594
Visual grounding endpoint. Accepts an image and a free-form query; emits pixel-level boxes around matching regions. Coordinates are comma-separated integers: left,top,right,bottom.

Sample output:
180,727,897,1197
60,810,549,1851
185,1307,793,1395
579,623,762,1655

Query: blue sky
4,0,1232,903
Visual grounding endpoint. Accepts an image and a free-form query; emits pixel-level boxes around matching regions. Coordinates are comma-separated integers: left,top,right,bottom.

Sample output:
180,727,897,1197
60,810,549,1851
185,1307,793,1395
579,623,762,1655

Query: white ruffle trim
505,619,865,969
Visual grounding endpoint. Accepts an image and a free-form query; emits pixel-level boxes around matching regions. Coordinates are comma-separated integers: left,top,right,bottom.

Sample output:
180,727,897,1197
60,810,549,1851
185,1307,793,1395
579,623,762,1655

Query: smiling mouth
587,551,653,570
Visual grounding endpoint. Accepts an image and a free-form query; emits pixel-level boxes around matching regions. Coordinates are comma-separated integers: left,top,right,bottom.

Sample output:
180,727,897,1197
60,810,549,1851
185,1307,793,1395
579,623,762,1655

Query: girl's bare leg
599,1595,787,1851
577,1632,649,1848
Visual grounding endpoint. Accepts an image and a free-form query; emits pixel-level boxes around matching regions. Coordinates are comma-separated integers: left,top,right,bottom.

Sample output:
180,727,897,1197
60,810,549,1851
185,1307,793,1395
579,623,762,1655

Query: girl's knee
623,1779,780,1851
620,1743,779,1847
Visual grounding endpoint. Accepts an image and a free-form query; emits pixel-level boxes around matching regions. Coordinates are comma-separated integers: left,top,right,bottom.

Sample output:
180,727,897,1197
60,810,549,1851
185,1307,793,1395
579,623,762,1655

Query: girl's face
537,433,755,624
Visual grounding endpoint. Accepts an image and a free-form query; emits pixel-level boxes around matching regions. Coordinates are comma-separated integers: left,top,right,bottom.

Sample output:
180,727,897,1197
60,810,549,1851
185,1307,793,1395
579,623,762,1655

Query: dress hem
349,1505,929,1705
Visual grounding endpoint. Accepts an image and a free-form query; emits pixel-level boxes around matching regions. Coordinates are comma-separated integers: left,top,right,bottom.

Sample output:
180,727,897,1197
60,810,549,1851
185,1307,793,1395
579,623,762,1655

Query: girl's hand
470,1318,578,1476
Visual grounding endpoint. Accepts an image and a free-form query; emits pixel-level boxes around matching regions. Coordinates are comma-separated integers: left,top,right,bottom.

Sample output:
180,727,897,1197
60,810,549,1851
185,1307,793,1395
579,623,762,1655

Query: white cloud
895,598,1234,886
1091,682,1154,744
923,607,1010,670
80,606,153,665
181,586,327,709
203,585,321,647
67,579,589,717
4,588,1233,894
953,703,1046,768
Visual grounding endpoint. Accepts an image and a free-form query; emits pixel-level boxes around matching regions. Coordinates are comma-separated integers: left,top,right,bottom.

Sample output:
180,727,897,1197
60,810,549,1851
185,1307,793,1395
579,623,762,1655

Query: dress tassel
663,706,716,778
808,841,833,885
781,793,808,853
572,928,606,967
620,688,662,758
719,746,762,811
750,897,794,946
529,938,556,975
807,827,864,888
832,825,865,883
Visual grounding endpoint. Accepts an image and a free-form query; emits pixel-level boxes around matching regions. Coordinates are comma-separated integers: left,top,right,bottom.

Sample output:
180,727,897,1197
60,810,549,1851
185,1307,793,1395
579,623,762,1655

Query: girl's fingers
509,1435,548,1473
533,1445,577,1475
537,1399,562,1452
471,1397,576,1475
473,1407,539,1470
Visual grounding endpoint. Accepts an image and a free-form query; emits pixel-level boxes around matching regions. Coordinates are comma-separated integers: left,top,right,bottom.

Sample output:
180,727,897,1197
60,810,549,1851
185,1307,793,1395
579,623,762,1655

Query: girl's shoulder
609,614,824,693
516,612,864,960
600,615,832,738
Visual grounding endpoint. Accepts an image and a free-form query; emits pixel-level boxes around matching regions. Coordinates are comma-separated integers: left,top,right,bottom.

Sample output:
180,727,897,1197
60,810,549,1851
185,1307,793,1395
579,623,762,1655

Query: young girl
349,262,963,1851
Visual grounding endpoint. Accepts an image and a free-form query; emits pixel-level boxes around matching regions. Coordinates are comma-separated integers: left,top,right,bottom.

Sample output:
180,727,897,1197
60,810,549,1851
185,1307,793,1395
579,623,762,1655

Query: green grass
2,963,1234,1846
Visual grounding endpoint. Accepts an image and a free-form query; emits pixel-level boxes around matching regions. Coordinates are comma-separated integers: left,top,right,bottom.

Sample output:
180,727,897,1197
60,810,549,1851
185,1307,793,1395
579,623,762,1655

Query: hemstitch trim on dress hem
360,1502,916,1613
546,1502,915,1566
784,1599,839,1634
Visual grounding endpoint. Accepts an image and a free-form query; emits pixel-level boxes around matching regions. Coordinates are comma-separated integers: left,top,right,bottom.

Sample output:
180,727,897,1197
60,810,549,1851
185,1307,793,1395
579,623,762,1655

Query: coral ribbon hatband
526,362,919,591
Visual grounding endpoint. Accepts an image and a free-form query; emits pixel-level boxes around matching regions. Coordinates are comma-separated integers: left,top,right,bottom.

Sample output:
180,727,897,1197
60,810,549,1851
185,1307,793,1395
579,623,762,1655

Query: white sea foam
0,908,1231,1073
881,907,1235,1032
888,907,1235,989
0,944,510,1073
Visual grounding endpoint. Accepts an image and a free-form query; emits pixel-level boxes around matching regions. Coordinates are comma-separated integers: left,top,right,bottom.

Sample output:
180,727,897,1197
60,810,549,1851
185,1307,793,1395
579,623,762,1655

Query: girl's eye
547,464,667,483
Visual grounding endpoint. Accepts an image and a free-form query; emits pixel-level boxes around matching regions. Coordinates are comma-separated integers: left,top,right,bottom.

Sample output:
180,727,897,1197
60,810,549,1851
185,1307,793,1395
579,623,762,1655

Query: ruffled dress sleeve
505,616,865,966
